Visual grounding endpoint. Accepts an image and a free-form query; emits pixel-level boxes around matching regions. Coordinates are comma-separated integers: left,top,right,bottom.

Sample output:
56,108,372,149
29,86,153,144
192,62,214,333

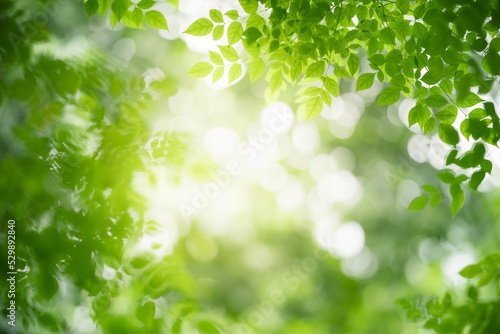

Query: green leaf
425,94,448,108
440,79,453,94
249,57,265,83
123,8,144,28
111,0,132,21
438,124,459,146
305,61,325,78
166,0,178,8
184,18,213,36
320,90,332,108
209,51,223,66
396,0,410,14
408,105,431,129
456,92,484,108
441,50,463,65
423,184,438,193
227,21,243,45
323,76,339,97
137,0,155,9
197,320,221,334
218,46,239,62
469,171,485,191
356,73,375,92
423,117,436,134
438,171,455,183
377,87,400,105
188,62,213,78
98,0,112,16
459,264,483,279
413,87,428,99
409,196,428,211
303,87,322,96
209,9,223,23
145,10,168,30
212,25,224,40
136,301,155,326
478,270,497,287
270,71,282,93
225,10,239,20
228,63,242,83
431,193,441,207
212,67,224,83
84,0,99,17
306,96,323,121
239,0,258,14
435,105,457,124
450,183,464,216
348,54,359,76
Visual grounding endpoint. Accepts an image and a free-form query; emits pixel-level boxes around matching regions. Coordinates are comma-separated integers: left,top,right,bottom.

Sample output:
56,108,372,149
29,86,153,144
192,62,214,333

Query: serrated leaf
249,57,265,83
356,73,375,92
456,92,484,108
184,18,213,36
459,264,483,279
209,9,223,23
209,51,223,66
212,67,224,83
439,124,459,146
227,21,243,45
218,45,239,62
228,63,242,83
408,196,428,211
306,96,323,121
378,87,400,105
188,62,213,78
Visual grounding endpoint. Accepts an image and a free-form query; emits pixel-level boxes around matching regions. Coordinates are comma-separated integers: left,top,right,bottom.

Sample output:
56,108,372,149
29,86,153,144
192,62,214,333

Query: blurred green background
0,0,499,333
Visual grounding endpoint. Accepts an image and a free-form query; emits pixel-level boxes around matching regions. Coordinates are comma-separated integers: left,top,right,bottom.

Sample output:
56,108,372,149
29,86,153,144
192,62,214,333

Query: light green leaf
270,71,282,93
305,61,325,78
356,73,375,91
249,57,265,83
239,0,258,14
227,21,243,45
478,270,497,287
228,63,242,83
306,96,323,121
348,54,359,76
184,18,213,36
218,46,239,62
98,0,112,16
209,51,223,66
212,25,224,40
137,0,155,9
188,62,213,78
123,8,144,28
145,10,168,29
209,9,223,23
459,264,483,279
323,76,339,97
408,196,428,211
320,90,332,107
212,67,224,83
456,92,484,108
378,87,401,105
440,79,453,94
225,10,239,20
